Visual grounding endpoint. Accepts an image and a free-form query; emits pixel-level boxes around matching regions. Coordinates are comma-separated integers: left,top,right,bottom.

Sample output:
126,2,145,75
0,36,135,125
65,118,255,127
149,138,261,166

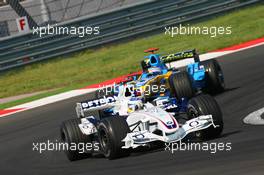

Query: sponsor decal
81,96,118,109
189,121,199,127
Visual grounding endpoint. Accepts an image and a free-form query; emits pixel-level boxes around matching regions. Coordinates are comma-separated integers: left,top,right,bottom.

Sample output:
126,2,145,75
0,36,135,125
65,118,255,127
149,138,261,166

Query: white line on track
243,107,264,125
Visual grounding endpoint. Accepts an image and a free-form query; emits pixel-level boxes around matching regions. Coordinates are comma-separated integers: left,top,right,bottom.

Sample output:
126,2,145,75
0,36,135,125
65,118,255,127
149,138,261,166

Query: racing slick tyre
97,116,130,159
60,118,92,161
169,71,195,99
187,94,223,140
201,59,225,94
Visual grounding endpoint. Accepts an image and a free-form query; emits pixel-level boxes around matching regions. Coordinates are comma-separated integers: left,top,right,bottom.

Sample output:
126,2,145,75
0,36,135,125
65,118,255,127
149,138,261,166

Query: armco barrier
0,0,261,71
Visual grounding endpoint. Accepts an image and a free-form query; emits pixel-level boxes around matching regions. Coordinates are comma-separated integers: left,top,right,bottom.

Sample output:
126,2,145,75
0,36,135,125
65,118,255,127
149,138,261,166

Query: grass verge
0,4,264,109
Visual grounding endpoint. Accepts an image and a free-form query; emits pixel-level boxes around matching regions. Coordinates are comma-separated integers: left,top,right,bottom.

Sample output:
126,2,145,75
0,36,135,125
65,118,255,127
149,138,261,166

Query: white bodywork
78,102,217,149
77,85,218,149
122,103,216,148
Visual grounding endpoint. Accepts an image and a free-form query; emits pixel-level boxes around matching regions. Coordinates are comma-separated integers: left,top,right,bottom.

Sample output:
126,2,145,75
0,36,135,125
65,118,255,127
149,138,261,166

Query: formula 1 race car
60,86,223,161
106,48,225,101
143,48,225,94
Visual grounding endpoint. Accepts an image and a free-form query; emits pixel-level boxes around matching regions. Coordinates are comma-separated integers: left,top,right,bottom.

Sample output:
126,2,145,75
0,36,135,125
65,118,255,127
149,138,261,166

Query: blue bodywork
137,49,207,90
186,62,206,89
113,49,208,101
152,96,189,113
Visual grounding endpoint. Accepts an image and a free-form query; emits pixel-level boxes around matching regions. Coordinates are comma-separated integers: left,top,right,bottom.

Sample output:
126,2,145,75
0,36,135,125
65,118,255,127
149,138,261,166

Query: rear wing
160,49,200,63
76,96,117,118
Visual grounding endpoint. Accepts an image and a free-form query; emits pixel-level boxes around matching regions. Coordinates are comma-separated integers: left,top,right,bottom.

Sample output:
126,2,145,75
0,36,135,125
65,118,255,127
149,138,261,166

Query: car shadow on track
213,87,240,97
220,130,242,139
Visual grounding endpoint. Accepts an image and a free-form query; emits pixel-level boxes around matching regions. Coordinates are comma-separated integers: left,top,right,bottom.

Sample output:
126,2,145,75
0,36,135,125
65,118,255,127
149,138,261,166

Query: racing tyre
169,71,195,99
187,94,223,140
60,118,92,161
201,59,225,94
97,116,130,159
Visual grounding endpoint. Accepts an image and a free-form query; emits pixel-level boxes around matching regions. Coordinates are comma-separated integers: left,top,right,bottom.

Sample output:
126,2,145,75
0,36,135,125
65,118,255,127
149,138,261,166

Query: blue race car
133,48,225,99
98,48,225,101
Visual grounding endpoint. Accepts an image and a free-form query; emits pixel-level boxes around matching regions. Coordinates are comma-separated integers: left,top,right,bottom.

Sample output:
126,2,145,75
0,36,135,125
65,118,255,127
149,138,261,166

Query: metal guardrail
0,0,261,71
0,0,145,35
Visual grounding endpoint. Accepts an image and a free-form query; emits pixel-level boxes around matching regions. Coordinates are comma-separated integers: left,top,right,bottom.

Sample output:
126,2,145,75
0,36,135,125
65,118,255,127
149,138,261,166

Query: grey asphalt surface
1,45,264,175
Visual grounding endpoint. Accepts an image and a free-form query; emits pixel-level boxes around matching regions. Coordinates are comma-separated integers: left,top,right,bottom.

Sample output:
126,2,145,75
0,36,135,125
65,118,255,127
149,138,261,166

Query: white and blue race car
60,86,223,161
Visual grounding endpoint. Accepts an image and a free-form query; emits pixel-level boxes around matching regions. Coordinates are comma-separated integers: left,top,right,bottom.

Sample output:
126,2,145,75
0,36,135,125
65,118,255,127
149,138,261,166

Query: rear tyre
187,94,223,140
97,116,130,159
60,118,92,161
169,71,195,99
201,60,225,94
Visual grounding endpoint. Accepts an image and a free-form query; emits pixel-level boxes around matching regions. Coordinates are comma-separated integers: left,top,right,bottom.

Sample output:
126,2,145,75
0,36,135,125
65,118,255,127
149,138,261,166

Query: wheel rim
188,106,202,139
188,106,199,118
99,129,110,156
217,65,225,88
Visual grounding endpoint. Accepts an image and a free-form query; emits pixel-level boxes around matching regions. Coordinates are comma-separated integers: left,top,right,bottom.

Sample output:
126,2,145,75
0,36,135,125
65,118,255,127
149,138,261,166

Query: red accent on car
144,48,159,54
135,91,141,97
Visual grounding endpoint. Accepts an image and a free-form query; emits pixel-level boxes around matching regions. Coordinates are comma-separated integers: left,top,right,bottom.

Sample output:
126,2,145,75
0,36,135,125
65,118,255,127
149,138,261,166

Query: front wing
122,115,217,149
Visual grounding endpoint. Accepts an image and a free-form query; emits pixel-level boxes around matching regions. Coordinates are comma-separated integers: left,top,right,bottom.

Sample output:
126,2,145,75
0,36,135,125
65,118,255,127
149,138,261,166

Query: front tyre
187,94,223,140
97,116,130,159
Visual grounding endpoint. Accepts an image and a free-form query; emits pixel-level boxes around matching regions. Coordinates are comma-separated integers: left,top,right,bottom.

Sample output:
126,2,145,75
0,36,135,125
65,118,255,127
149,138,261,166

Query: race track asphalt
0,45,264,175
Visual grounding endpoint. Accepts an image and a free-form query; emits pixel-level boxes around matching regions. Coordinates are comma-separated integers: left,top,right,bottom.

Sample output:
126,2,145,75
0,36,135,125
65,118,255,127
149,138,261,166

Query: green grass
0,4,264,109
